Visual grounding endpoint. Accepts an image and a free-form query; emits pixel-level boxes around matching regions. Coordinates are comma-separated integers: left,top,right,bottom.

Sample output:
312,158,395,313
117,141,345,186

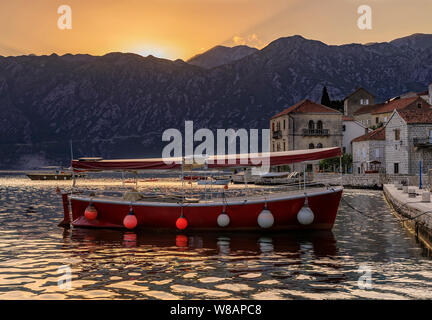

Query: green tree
321,86,331,107
319,153,353,173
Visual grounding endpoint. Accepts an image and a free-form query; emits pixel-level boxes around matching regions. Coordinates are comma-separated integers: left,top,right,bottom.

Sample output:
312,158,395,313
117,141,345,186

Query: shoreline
383,184,432,255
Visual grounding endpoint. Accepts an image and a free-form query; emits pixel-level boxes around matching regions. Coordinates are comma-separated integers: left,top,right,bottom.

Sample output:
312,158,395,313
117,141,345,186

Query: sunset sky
0,0,431,60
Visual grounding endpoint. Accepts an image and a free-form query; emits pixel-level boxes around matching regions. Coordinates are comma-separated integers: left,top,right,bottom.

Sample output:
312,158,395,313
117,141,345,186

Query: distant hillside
187,45,258,69
0,34,431,168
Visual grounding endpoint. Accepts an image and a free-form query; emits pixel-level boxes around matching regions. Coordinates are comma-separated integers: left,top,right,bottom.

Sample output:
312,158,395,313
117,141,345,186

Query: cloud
232,34,265,48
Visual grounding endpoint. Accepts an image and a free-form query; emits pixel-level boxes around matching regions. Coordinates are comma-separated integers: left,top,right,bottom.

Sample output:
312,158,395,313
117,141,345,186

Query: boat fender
257,207,274,228
123,209,138,229
297,197,314,225
217,212,230,227
176,217,188,230
84,203,98,221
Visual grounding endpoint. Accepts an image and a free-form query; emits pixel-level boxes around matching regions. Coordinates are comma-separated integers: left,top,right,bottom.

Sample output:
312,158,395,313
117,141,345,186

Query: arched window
308,120,315,130
317,143,323,149
309,143,315,149
317,121,323,130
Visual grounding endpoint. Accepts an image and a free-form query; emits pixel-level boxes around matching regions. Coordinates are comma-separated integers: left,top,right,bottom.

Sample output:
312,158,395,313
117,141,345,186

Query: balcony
302,129,330,136
413,138,432,148
272,130,282,139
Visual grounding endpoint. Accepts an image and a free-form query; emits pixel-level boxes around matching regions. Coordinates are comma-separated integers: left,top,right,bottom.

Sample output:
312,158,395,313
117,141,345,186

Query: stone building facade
270,99,342,171
352,127,385,174
385,109,432,175
343,87,375,117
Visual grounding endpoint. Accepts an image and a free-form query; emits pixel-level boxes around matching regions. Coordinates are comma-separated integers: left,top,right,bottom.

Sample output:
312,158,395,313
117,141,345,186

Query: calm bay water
0,175,432,299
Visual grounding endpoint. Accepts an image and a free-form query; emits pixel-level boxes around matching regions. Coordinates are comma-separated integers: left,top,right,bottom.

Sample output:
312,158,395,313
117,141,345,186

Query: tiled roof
352,127,385,143
354,97,424,115
271,99,341,119
342,116,355,121
398,108,432,124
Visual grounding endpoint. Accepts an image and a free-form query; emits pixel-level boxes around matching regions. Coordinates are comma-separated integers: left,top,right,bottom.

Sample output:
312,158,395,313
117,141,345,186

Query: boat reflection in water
65,228,338,258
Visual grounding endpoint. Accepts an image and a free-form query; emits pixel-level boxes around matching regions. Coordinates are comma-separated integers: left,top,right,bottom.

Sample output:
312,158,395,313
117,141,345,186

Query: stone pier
383,184,432,252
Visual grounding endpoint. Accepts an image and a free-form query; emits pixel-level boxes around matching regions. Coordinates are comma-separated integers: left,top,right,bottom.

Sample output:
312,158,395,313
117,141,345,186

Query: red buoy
84,204,98,221
176,234,188,247
123,210,138,229
176,217,188,230
224,185,228,190
56,186,60,194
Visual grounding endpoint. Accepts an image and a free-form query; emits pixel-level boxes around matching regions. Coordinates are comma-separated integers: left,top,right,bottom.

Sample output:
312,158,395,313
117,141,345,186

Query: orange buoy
176,217,188,230
123,210,138,229
84,204,98,220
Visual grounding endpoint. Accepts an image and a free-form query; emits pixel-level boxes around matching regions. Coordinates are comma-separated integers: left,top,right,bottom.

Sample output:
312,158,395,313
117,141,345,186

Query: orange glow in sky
0,0,431,60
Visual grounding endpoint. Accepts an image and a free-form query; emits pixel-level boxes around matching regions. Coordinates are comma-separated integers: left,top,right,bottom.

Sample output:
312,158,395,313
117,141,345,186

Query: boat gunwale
70,186,343,207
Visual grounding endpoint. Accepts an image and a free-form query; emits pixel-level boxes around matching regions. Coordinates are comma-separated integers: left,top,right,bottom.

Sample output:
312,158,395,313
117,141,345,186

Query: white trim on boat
70,187,343,208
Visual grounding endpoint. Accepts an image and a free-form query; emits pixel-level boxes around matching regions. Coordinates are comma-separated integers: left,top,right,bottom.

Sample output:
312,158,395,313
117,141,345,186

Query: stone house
343,87,375,117
352,127,385,174
354,96,429,128
270,99,342,171
342,116,368,155
385,108,432,175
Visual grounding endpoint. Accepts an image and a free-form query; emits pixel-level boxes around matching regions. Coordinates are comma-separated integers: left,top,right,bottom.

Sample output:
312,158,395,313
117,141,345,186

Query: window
365,99,369,105
343,147,346,153
317,143,323,148
283,120,286,130
418,103,422,109
308,120,315,130
395,129,400,141
272,143,275,151
342,125,346,132
317,121,323,130
376,149,379,158
358,167,360,174
360,99,364,105
309,143,315,149
272,122,275,132
362,148,366,159
375,117,379,124
283,141,286,151
394,163,399,174
384,117,387,123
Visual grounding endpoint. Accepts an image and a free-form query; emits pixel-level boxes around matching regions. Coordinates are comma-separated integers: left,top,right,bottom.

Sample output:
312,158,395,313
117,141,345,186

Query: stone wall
313,172,430,189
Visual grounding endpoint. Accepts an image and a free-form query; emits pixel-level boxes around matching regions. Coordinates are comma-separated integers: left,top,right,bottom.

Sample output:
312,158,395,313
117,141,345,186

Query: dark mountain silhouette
187,45,258,69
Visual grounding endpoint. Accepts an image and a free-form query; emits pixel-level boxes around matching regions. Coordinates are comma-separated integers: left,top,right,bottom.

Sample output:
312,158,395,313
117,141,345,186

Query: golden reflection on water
0,176,432,299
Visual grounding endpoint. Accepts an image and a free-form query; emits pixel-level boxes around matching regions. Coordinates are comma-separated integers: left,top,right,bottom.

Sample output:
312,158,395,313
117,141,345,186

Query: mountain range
0,33,431,168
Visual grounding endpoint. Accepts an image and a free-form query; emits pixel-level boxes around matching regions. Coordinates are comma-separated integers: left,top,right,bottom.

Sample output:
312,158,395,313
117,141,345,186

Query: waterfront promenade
384,184,432,251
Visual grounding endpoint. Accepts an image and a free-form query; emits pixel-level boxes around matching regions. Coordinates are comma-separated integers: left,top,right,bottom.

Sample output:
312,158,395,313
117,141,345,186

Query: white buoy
297,197,314,225
217,212,230,227
257,208,274,228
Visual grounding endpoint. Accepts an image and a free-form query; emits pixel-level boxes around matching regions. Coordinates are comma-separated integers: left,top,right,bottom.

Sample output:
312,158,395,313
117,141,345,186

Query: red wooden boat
61,147,343,231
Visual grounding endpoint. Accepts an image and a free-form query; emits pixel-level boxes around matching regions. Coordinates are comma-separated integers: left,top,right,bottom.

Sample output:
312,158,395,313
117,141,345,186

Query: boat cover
71,147,341,172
